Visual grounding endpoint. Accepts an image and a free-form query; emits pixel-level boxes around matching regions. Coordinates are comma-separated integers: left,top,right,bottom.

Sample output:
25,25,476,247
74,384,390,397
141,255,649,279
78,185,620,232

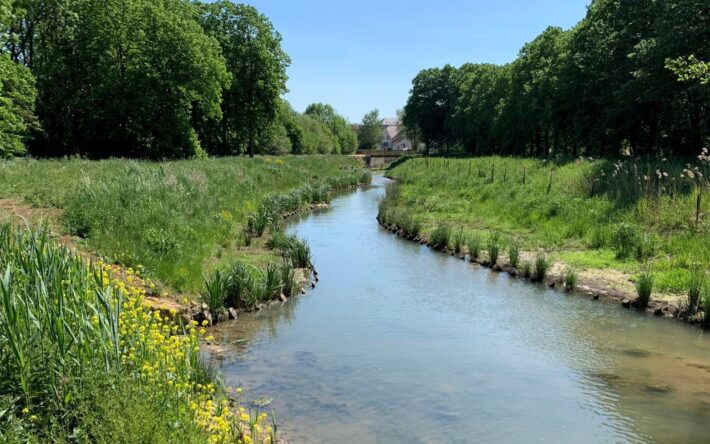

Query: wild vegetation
380,154,709,304
0,0,358,158
0,225,276,443
402,0,708,158
0,156,368,292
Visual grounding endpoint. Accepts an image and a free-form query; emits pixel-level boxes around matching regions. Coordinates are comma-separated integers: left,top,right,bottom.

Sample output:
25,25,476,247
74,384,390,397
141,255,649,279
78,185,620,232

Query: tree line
0,0,358,159
403,0,709,158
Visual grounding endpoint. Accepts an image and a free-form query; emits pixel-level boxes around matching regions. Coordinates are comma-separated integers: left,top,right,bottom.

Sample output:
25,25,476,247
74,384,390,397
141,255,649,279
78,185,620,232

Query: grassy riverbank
0,156,368,294
381,155,710,311
0,225,277,443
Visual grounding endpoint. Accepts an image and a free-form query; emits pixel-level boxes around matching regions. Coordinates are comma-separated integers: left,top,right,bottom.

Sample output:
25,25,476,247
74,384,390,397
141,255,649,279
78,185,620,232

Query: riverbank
379,156,710,327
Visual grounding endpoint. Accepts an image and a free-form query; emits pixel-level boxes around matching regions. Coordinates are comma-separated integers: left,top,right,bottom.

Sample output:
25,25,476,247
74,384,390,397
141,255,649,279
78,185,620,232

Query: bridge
357,150,413,169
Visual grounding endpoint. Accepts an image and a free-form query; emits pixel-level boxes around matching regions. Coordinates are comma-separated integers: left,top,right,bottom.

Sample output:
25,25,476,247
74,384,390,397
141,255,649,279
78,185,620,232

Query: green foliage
0,156,365,291
403,0,709,157
0,54,37,157
687,263,706,312
452,228,466,254
198,1,290,157
613,223,640,260
487,231,501,265
358,109,381,150
467,234,482,260
213,258,300,311
702,284,710,328
635,269,655,308
508,243,520,268
564,267,577,291
305,103,358,154
534,252,550,283
521,260,532,279
429,223,451,250
32,0,229,158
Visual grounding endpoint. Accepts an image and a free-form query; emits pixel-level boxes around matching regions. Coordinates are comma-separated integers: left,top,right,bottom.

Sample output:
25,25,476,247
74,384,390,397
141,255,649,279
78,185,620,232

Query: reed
534,252,550,283
564,267,577,291
467,234,482,260
687,263,706,312
487,232,501,265
508,243,520,269
635,269,655,308
430,223,452,251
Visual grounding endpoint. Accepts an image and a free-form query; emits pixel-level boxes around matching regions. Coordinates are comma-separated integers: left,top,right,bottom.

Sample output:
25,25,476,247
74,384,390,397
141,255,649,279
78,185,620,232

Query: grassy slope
0,155,366,292
386,156,709,294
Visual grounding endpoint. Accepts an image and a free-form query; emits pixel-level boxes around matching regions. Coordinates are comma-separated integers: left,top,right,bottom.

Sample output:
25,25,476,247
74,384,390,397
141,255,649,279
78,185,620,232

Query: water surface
208,176,710,443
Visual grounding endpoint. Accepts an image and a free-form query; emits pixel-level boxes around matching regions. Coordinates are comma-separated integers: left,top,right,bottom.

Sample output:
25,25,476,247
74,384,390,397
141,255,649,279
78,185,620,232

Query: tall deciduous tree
305,103,357,154
32,0,229,158
200,1,290,157
358,109,381,150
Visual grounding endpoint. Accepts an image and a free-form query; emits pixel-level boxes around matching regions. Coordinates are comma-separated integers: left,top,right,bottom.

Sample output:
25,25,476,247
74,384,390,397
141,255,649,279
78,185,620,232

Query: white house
380,118,412,151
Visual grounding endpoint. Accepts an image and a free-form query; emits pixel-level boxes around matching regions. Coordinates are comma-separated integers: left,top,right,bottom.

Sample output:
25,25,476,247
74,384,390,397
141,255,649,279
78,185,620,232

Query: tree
32,0,230,158
403,65,457,154
200,1,290,157
358,109,381,150
0,0,37,157
305,103,357,153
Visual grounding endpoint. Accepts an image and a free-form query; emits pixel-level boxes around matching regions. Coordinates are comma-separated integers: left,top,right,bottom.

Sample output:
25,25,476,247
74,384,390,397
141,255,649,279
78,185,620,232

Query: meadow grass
0,224,275,443
0,156,367,293
384,155,710,294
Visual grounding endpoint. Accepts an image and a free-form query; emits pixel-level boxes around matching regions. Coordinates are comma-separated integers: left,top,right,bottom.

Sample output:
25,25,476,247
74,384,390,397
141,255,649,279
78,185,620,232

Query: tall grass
0,224,273,442
687,263,706,311
468,234,482,260
635,270,655,308
0,156,367,292
508,243,520,268
452,228,466,254
701,284,710,328
487,232,501,265
534,252,550,283
430,223,452,250
564,267,578,291
387,154,710,294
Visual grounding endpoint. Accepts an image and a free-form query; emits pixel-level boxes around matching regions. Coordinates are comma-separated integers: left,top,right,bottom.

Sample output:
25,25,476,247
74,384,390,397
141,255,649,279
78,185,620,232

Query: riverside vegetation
379,154,710,325
0,225,276,443
0,155,369,442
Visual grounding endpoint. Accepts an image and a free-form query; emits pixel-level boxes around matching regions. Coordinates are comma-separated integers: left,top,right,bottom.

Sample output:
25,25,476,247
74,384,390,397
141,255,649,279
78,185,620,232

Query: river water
208,176,710,444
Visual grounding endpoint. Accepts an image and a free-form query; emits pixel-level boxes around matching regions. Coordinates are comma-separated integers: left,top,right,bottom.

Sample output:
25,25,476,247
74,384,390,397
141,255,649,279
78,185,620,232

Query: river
208,176,710,444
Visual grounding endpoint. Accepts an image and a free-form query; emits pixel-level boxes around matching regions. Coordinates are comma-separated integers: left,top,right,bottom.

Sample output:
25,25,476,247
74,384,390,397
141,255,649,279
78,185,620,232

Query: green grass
384,156,709,294
0,225,271,443
0,156,367,292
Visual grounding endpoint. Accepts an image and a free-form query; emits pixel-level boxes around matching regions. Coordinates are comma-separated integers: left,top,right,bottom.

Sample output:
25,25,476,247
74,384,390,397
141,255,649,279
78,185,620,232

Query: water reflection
207,176,710,444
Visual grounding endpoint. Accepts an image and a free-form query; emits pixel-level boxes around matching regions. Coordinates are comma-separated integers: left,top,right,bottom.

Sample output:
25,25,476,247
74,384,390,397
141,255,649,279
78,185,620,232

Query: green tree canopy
358,109,381,150
200,1,290,157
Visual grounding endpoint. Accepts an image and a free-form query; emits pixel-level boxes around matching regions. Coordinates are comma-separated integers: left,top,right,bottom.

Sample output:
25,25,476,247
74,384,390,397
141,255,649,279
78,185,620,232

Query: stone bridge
359,150,412,169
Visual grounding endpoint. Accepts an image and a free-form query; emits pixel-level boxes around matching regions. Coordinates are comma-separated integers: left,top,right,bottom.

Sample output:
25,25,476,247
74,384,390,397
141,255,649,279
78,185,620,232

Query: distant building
380,118,412,151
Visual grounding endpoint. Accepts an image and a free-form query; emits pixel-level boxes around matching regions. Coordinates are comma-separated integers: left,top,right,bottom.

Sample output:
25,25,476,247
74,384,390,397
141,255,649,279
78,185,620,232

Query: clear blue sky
242,0,591,123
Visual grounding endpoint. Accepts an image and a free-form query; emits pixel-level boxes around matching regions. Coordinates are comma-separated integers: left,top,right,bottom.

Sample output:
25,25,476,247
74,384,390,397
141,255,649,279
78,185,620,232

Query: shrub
613,222,640,259
534,252,549,282
687,263,706,312
635,270,654,308
245,211,271,238
564,267,577,291
467,234,482,260
430,223,451,250
508,243,520,268
487,232,501,265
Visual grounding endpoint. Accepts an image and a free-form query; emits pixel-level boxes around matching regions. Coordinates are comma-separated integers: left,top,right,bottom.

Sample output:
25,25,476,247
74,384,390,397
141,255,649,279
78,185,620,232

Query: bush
564,267,577,291
487,232,501,265
534,252,549,282
688,263,706,312
636,233,658,261
613,223,640,260
467,234,482,260
430,223,451,250
508,243,520,268
635,270,654,308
